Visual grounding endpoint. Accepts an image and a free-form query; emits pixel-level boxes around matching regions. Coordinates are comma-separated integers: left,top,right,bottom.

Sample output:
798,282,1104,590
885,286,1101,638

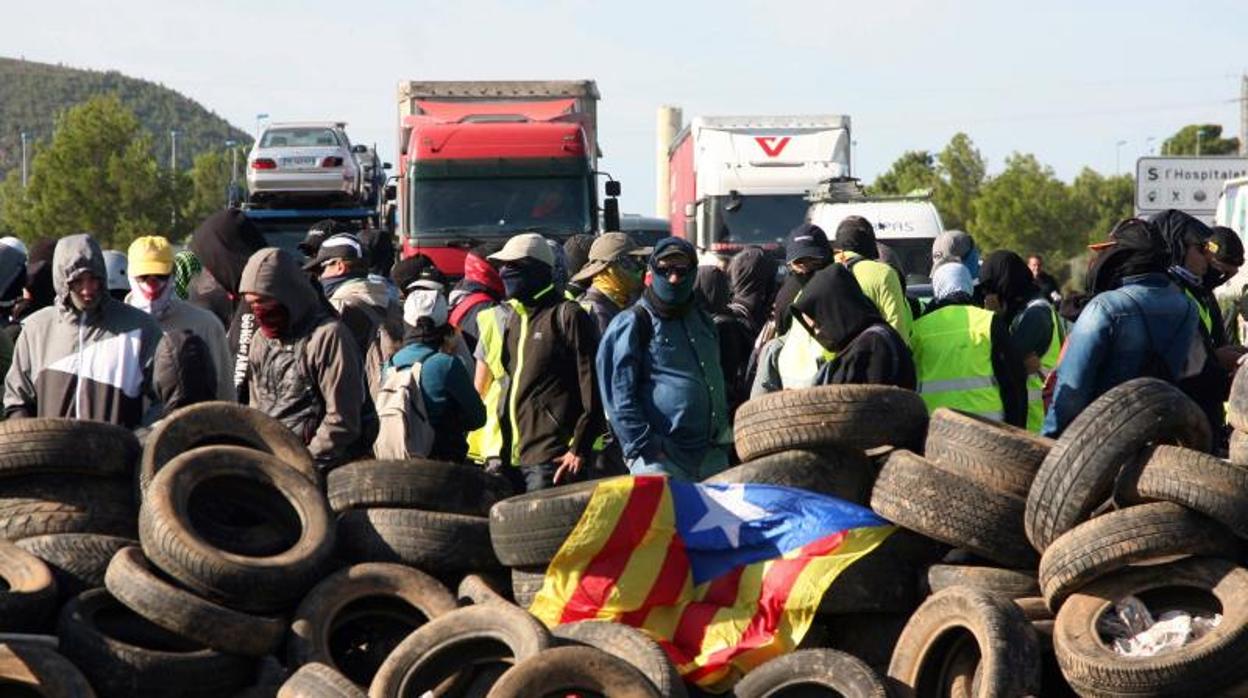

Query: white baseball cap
403,288,449,327
488,232,555,267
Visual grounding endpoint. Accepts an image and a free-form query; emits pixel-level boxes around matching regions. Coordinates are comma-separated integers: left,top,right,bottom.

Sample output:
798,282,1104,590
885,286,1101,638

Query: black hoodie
792,265,916,389
727,247,778,335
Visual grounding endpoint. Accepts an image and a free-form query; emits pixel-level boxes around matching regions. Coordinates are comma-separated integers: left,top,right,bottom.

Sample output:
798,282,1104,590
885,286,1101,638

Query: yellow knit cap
127,236,174,277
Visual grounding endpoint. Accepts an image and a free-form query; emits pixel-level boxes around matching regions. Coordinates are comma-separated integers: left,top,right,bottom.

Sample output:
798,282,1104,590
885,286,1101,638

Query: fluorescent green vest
466,305,505,464
776,320,830,390
1184,288,1214,335
912,305,1004,420
1025,301,1064,432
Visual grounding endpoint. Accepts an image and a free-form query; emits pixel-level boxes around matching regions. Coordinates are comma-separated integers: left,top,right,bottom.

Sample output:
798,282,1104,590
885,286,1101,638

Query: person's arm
991,314,1029,428
1042,301,1113,437
3,324,36,419
204,316,237,402
565,304,603,461
473,359,491,396
437,354,486,431
1010,305,1053,374
868,266,913,343
306,324,364,465
596,310,660,459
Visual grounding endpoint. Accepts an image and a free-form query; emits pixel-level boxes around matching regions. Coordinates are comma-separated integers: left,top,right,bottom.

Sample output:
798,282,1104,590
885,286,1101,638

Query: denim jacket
1043,273,1204,436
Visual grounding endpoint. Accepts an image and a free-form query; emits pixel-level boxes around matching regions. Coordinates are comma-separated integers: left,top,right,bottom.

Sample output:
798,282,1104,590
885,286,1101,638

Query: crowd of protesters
0,206,1243,491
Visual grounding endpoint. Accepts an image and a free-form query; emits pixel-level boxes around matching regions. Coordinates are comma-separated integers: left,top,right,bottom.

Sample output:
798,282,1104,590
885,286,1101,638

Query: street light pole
170,130,178,170
19,132,28,188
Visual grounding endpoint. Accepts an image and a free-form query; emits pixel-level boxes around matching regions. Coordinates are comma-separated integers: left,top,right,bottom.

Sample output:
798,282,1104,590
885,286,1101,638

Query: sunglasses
655,262,693,277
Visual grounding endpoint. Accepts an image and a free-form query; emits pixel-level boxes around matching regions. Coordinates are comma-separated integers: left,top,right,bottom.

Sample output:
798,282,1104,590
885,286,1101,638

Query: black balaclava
834,216,879,260
727,246,778,332
694,265,731,315
1206,226,1244,290
980,250,1041,322
500,259,555,307
1086,218,1168,294
646,237,698,318
791,264,885,353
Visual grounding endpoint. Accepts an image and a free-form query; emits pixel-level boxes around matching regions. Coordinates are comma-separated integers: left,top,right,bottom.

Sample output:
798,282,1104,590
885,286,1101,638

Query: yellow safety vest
912,305,1004,420
466,305,505,464
1184,288,1214,336
1025,301,1064,432
776,320,832,390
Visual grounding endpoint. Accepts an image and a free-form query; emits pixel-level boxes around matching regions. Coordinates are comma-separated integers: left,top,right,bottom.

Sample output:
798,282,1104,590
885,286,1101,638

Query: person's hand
553,452,584,485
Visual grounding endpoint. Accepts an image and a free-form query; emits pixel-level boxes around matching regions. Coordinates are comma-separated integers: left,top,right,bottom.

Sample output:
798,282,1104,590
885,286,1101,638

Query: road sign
1136,156,1248,218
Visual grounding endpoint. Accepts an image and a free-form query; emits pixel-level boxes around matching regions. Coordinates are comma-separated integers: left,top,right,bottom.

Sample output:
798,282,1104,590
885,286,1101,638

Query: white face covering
128,275,174,317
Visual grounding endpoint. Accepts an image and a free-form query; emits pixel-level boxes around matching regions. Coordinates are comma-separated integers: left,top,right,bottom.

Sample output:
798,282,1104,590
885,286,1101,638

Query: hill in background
0,56,250,178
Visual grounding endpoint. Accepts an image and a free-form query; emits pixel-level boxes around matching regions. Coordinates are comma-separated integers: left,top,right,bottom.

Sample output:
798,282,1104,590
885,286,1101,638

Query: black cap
391,253,447,292
834,216,878,259
299,220,355,257
301,232,364,271
785,223,831,265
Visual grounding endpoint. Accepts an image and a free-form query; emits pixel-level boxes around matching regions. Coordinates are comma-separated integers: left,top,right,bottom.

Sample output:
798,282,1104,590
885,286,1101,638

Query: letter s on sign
1147,167,1159,182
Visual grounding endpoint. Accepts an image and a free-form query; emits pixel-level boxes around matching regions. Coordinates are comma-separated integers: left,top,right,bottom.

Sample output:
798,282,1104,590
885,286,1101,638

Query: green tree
869,150,939,196
934,132,986,231
0,95,173,249
1068,168,1135,245
971,153,1081,263
182,145,247,234
1161,124,1240,156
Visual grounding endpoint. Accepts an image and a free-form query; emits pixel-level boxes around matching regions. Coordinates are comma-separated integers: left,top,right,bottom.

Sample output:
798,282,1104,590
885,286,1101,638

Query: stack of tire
326,458,512,588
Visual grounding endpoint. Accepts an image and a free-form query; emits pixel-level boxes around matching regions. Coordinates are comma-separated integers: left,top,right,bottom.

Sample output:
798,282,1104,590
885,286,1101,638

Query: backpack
373,361,436,459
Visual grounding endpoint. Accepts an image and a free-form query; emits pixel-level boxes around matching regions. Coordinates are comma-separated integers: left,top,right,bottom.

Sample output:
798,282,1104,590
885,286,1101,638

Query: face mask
129,275,175,317
500,263,553,306
650,265,695,305
1204,267,1232,290
251,302,290,339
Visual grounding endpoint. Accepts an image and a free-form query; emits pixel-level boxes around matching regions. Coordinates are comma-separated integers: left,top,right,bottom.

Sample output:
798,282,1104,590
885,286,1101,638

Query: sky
6,0,1247,216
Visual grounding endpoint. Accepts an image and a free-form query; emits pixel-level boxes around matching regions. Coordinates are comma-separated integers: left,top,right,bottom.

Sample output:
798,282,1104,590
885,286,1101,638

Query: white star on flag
689,484,770,547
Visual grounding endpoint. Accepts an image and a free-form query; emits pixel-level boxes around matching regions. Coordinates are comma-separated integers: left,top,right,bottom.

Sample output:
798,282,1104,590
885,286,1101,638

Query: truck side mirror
383,162,392,170
351,144,368,154
605,180,621,197
384,184,397,201
603,198,621,232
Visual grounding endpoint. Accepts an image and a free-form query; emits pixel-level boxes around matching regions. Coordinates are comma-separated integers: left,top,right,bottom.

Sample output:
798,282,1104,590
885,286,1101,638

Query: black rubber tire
104,546,285,657
887,586,1042,698
336,508,498,573
0,641,97,697
140,401,316,495
326,460,513,516
367,604,552,697
0,476,135,541
1053,557,1248,696
0,539,56,632
288,562,458,687
553,621,686,698
1038,501,1240,612
139,445,335,614
734,385,929,462
705,447,877,505
822,612,912,675
488,481,598,567
58,589,256,698
1230,429,1248,466
926,564,1040,599
279,662,366,698
0,418,138,479
457,573,510,606
1119,444,1248,539
1024,377,1211,554
510,567,545,609
734,648,889,698
819,529,945,615
486,645,659,698
924,408,1053,497
16,534,136,602
870,450,1036,568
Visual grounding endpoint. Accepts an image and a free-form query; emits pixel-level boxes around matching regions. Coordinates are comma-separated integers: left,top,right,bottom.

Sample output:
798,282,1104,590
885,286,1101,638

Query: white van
1215,177,1248,305
807,197,944,284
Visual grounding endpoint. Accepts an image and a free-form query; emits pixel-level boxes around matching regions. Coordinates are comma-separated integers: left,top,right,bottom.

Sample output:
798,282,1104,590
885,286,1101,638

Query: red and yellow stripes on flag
528,476,896,693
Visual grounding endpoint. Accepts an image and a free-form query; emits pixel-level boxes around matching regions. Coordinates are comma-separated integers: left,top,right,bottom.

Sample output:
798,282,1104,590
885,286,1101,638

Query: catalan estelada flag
527,475,895,692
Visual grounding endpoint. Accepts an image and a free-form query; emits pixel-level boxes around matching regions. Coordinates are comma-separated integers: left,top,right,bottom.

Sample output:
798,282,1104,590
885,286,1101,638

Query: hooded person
596,237,731,481
1045,217,1208,436
383,287,486,463
571,232,650,336
980,250,1063,432
910,260,1029,428
240,247,367,468
563,233,596,298
188,209,267,396
126,236,235,401
0,242,27,326
726,246,778,336
1211,226,1248,346
790,264,916,389
489,233,603,492
773,223,832,335
152,329,218,413
833,216,913,342
3,234,163,427
931,229,980,278
13,239,56,329
449,242,506,349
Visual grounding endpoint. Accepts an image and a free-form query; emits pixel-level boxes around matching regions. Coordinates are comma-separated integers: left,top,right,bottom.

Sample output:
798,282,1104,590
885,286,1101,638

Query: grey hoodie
3,234,163,426
240,248,365,465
